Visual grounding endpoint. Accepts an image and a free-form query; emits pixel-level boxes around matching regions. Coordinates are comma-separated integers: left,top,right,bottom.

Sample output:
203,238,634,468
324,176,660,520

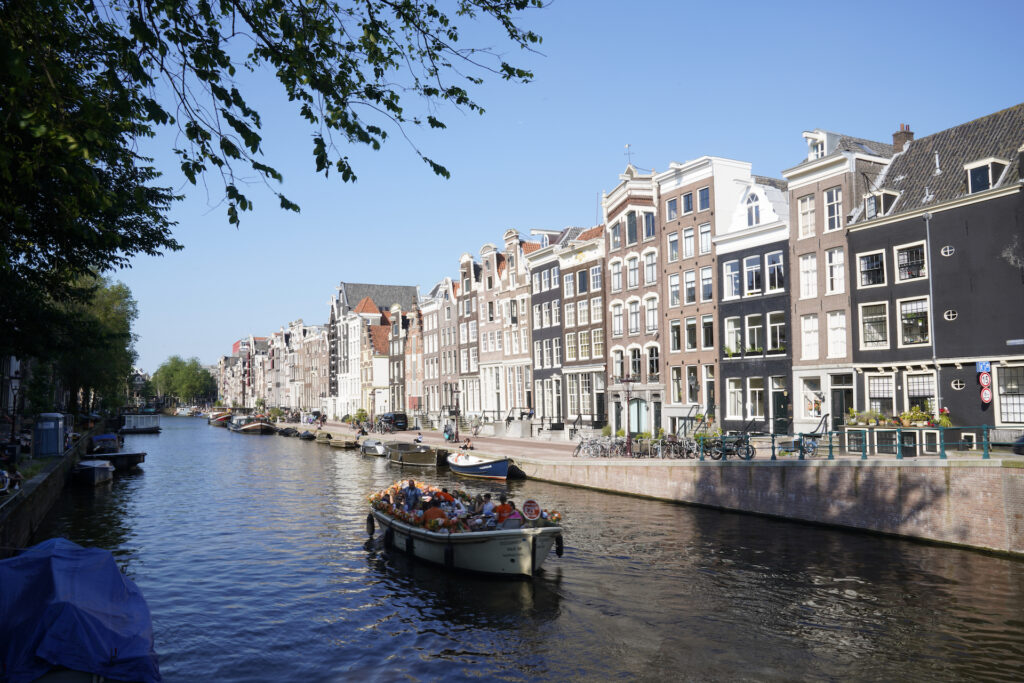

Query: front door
773,391,790,434
596,392,606,425
831,388,852,430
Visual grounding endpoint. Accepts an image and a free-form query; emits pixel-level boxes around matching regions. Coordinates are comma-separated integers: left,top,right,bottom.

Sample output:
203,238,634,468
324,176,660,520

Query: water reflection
29,418,1024,681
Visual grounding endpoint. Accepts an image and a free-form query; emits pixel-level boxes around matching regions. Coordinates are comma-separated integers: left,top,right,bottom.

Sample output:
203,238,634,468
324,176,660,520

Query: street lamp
619,374,636,458
452,384,461,443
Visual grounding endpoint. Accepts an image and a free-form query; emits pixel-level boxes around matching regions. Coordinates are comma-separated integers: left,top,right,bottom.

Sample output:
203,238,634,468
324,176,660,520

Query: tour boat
387,442,437,467
120,413,161,435
226,415,277,435
367,508,563,577
360,438,386,456
72,459,115,486
208,410,232,427
447,452,511,480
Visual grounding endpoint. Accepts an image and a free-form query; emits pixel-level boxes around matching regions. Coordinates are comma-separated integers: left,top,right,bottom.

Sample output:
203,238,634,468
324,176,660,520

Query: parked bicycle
705,420,758,460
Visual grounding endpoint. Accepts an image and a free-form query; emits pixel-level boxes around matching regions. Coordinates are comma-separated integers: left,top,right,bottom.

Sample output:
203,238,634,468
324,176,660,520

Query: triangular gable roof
353,296,380,314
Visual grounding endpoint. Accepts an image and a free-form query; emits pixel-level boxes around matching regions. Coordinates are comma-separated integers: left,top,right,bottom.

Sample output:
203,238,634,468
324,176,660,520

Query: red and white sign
979,372,992,388
522,499,541,520
981,387,993,404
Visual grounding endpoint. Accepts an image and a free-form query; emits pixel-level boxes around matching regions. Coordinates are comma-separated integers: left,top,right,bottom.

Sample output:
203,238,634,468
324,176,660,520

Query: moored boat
314,430,333,444
277,427,299,437
226,415,277,435
387,441,436,467
330,436,359,449
447,452,511,480
366,482,564,577
360,438,386,456
298,431,316,441
72,459,115,486
208,410,232,427
120,413,161,435
86,433,146,471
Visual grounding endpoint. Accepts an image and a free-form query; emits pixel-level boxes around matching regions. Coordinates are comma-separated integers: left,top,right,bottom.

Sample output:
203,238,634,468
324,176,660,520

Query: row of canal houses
218,103,1024,439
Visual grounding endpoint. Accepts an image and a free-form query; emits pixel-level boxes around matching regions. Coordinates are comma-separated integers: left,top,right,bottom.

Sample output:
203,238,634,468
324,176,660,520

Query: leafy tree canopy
1,0,542,357
152,355,217,403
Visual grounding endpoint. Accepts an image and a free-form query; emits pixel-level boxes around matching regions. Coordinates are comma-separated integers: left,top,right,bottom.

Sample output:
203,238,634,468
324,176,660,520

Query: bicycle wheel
573,443,583,458
804,440,818,457
736,443,755,460
708,440,724,460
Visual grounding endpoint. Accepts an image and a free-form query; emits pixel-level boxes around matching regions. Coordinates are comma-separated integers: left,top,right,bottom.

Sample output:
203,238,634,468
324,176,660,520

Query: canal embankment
332,421,1024,556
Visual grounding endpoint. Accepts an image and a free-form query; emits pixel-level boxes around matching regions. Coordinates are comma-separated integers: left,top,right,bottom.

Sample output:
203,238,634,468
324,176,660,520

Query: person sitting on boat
402,479,422,512
494,494,512,524
470,494,484,515
436,487,455,504
414,432,423,443
501,501,524,529
480,493,495,517
423,499,447,525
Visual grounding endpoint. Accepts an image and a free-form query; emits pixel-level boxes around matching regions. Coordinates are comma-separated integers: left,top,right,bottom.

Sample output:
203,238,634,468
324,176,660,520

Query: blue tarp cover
91,433,118,444
0,538,161,682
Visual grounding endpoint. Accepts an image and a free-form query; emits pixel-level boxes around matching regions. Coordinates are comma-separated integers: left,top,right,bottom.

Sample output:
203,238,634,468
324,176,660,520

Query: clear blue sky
119,0,1024,373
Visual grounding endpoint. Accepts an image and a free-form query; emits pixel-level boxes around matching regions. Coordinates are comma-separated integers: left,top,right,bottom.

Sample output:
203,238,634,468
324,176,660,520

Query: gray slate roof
337,282,419,314
854,102,1024,222
825,133,895,160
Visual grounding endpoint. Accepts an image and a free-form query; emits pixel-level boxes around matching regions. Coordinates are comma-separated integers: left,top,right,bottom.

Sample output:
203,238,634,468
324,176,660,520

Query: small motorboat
330,436,359,449
72,459,115,486
0,538,161,682
447,452,511,480
208,410,232,427
314,430,333,444
360,438,386,456
85,433,146,471
277,427,299,437
298,431,316,441
387,441,436,467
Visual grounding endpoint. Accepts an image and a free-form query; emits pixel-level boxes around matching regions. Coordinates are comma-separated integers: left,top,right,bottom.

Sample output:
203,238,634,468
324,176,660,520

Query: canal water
33,418,1024,681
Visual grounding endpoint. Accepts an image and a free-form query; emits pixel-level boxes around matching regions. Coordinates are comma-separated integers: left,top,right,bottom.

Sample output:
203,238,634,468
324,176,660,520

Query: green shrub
601,424,611,437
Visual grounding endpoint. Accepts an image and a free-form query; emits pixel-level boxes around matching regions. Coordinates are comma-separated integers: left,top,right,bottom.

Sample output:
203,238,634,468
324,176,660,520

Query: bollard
798,433,805,460
770,432,777,460
896,427,903,460
982,424,990,460
860,432,867,460
828,431,834,460
699,436,705,461
939,426,947,459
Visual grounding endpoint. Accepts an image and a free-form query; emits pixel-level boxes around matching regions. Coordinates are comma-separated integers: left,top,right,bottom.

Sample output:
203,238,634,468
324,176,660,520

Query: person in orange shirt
494,493,512,524
423,499,447,524
435,487,455,503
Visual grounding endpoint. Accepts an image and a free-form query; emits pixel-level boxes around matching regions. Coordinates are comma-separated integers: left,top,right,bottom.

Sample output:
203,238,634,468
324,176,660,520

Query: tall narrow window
645,299,658,331
628,301,640,334
611,262,622,291
701,315,714,349
799,254,817,299
627,258,639,288
685,317,697,351
766,252,784,292
683,228,694,258
643,212,656,240
700,267,713,301
801,314,819,360
698,187,710,211
744,255,762,295
610,223,621,249
746,314,763,351
768,311,786,351
626,211,638,245
669,274,680,307
644,252,657,284
827,310,846,358
699,224,711,254
900,298,930,345
825,248,844,294
612,305,623,336
666,198,678,221
746,194,760,226
682,192,693,214
798,195,815,238
670,319,681,351
668,232,679,262
724,261,741,299
684,270,696,304
724,317,742,354
825,187,842,230
861,303,888,349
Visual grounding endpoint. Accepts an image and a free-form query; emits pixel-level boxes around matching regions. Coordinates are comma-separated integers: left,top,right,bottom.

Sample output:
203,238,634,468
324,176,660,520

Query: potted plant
846,408,860,425
937,407,953,428
724,346,735,358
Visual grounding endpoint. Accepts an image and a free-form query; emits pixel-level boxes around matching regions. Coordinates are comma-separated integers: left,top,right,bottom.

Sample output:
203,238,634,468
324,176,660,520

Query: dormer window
864,191,899,219
812,141,824,159
964,157,1008,194
746,194,760,226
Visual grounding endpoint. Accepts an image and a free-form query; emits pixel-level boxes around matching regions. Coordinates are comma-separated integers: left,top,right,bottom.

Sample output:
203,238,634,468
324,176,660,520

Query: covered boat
226,415,277,435
120,413,161,434
314,430,333,444
447,453,511,480
0,538,161,682
208,410,232,427
360,438,386,456
387,442,436,467
367,483,563,577
86,433,146,471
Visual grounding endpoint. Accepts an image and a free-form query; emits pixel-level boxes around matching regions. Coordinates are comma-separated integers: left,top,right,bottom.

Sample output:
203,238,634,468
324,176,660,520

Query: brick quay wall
514,456,1024,555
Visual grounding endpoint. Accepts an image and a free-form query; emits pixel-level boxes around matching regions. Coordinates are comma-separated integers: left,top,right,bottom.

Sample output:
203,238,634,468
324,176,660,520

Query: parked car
1013,434,1024,456
379,412,408,431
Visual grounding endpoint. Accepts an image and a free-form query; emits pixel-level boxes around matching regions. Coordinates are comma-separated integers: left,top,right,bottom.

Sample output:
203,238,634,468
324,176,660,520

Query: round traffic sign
981,387,993,404
979,372,992,388
522,499,541,520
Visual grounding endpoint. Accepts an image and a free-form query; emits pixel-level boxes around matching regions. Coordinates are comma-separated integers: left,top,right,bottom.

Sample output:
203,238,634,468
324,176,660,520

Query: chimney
893,123,914,152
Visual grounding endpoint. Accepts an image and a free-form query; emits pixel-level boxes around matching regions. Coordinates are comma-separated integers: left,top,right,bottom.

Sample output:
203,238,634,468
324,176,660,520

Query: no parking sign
981,387,993,404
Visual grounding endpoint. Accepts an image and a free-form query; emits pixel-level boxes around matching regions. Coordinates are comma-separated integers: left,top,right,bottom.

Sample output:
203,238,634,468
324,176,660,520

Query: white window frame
644,297,658,332
826,310,846,359
683,228,694,259
896,295,931,348
724,316,741,354
825,186,842,231
743,255,762,297
684,316,697,352
644,251,657,285
799,253,817,300
723,260,740,300
893,240,928,282
798,195,815,238
668,274,680,307
857,249,887,289
800,314,819,360
727,378,743,419
610,260,623,292
701,314,714,350
747,377,765,419
699,223,711,254
858,301,890,351
683,270,696,305
563,273,575,297
825,247,845,295
667,232,679,263
745,314,763,352
666,197,678,221
698,186,710,211
765,251,784,293
700,266,713,302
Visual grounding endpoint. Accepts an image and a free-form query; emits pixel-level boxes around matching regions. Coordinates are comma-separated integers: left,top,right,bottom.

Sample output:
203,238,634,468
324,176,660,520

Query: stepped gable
369,325,390,354
858,102,1024,222
337,281,418,314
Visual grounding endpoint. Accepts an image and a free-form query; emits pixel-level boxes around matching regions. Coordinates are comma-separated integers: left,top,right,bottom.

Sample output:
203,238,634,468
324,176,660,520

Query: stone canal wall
514,457,1024,555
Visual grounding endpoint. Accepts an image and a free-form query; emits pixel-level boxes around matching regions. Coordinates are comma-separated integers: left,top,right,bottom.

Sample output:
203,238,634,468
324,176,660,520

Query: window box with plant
899,404,931,427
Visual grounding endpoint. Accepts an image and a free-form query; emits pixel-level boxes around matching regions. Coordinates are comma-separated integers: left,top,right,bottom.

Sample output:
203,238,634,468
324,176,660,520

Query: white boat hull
370,509,561,577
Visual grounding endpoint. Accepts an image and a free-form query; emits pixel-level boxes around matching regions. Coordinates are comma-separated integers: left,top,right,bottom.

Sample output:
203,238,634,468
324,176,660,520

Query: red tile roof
353,296,379,314
453,281,461,297
369,325,390,354
521,241,542,255
577,225,604,241
496,253,506,278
